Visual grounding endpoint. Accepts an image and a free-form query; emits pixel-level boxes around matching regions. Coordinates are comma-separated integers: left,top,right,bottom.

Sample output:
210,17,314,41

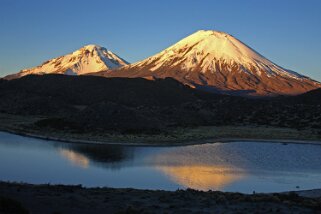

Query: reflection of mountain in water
147,144,247,190
158,165,244,191
55,143,135,169
151,142,321,172
59,149,90,168
51,141,321,191
55,143,248,190
147,142,321,190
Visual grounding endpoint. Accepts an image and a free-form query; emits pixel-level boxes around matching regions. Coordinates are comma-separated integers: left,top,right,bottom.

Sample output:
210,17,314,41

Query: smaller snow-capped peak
13,44,128,78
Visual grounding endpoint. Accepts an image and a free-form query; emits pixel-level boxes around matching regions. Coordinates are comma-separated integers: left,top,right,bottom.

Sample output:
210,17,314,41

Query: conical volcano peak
103,30,320,96
73,44,106,55
175,30,236,46
186,30,232,39
82,44,102,49
164,30,268,66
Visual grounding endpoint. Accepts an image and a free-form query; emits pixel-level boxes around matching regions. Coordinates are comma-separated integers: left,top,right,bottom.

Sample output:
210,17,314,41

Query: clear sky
0,0,320,81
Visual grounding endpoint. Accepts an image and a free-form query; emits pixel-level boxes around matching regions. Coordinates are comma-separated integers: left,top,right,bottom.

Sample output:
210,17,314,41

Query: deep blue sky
0,0,320,81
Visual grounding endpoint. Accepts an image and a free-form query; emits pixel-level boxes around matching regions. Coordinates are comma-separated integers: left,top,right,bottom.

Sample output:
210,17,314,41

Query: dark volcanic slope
0,75,320,134
290,88,321,104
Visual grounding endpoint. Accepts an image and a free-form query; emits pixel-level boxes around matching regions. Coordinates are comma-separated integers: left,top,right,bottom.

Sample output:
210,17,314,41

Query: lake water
1,131,321,193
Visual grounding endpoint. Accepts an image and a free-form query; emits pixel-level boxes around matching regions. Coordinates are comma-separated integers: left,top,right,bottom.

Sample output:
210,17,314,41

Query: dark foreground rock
0,182,320,214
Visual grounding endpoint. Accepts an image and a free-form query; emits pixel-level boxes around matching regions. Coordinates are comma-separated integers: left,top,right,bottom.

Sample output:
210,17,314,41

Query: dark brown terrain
0,74,320,137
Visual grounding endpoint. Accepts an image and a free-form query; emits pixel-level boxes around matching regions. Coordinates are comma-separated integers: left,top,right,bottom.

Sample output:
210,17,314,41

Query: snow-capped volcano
5,44,128,79
99,30,320,95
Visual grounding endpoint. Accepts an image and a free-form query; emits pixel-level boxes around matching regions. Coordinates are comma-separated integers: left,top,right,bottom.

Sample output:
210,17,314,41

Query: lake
0,131,321,193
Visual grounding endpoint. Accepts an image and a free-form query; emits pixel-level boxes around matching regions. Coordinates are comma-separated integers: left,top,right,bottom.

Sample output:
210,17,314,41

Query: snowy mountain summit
6,44,128,79
101,30,320,95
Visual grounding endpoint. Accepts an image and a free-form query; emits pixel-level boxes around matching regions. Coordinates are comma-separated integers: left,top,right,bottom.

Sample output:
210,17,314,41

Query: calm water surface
1,131,321,193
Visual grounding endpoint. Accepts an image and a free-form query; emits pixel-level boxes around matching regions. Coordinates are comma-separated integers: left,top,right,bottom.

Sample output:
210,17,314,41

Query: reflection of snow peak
59,149,90,168
148,143,247,191
157,165,245,191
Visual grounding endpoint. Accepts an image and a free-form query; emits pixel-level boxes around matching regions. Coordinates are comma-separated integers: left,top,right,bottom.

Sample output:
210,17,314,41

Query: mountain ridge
3,30,320,96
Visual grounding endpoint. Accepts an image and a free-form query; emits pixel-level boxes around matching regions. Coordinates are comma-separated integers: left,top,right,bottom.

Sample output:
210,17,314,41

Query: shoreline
1,180,321,196
1,126,321,147
0,113,320,147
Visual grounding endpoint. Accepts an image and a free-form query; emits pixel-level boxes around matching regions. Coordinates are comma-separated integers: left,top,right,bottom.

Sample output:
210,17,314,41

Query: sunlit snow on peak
17,45,128,77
